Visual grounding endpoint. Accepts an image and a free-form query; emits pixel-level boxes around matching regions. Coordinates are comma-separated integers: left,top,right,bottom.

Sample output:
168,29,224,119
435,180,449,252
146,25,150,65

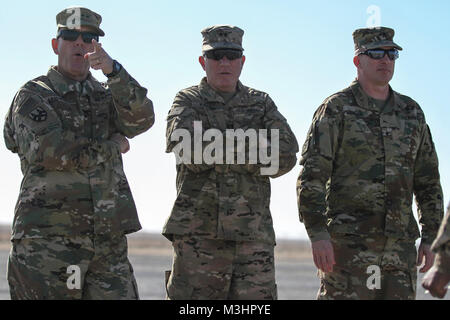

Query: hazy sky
0,0,449,240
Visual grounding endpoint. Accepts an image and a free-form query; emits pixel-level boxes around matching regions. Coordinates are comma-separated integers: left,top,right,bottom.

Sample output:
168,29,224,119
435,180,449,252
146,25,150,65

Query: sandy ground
0,227,444,300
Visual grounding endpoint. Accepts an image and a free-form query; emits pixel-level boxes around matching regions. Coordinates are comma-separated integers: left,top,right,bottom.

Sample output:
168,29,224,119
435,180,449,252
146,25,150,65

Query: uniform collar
350,79,405,113
47,66,105,97
198,77,245,103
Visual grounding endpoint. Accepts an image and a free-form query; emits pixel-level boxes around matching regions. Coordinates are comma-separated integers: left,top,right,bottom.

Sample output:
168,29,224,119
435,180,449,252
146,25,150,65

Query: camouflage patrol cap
201,25,244,52
353,27,402,55
56,7,105,36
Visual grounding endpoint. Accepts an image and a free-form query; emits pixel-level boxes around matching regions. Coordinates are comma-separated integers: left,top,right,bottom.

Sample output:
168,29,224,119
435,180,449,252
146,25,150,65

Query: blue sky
0,0,449,239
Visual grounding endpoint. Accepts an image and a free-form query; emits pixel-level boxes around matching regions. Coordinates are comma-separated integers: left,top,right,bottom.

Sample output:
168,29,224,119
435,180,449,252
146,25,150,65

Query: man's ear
353,55,360,68
52,38,59,55
199,56,206,70
241,55,246,67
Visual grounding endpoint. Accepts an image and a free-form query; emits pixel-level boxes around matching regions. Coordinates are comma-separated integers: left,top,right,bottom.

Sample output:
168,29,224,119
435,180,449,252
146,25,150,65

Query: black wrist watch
106,60,122,78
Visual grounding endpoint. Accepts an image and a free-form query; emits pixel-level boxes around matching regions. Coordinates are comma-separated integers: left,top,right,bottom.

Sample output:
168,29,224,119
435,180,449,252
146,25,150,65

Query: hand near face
84,39,114,75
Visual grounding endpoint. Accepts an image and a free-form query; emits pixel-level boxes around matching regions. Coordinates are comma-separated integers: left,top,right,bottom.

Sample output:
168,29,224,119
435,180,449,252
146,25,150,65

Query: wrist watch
106,60,122,78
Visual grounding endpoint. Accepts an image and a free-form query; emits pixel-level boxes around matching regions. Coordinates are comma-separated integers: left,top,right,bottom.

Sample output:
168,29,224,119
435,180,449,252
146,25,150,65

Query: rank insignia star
29,107,47,122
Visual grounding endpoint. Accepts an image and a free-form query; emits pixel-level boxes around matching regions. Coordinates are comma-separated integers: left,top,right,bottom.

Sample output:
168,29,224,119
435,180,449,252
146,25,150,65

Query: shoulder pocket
167,106,187,119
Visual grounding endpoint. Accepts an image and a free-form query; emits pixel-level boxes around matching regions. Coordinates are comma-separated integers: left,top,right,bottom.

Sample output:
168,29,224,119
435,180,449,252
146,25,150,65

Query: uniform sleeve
166,91,214,173
296,101,342,242
4,94,18,154
414,121,444,245
107,66,155,138
229,95,299,178
262,95,298,178
431,203,450,273
5,90,121,171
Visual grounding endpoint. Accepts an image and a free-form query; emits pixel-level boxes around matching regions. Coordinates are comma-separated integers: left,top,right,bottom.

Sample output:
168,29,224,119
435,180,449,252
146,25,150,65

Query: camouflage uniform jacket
164,78,298,245
297,80,443,244
431,202,450,273
4,66,155,239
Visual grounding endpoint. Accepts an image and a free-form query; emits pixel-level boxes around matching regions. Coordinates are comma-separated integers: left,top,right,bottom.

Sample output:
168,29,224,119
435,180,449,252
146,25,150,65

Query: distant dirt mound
127,232,312,259
0,225,10,239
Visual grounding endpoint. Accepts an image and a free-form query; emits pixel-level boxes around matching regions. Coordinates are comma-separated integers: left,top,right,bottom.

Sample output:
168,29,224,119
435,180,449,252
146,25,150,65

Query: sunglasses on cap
360,49,399,61
204,49,243,61
57,29,99,44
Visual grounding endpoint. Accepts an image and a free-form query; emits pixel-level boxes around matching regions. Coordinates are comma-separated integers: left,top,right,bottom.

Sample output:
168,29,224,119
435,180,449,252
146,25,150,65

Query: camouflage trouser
7,234,139,300
317,235,417,300
165,236,277,300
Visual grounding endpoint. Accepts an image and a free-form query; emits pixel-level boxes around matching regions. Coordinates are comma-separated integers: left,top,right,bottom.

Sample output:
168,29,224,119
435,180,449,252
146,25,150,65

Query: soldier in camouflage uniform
164,25,298,299
3,7,154,299
297,27,444,299
422,202,450,298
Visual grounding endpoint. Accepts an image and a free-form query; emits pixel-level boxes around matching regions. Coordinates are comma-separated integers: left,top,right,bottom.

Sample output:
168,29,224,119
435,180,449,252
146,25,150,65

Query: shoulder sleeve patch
28,106,48,122
14,93,61,135
16,95,48,122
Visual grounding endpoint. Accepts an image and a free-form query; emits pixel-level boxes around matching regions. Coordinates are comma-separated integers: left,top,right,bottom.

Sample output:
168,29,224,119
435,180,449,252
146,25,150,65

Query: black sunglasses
204,49,243,61
57,29,99,44
361,49,399,61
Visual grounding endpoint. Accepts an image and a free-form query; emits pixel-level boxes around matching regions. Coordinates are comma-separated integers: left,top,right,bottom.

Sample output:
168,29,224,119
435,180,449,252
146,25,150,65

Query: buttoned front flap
335,105,383,178
168,169,218,236
216,172,272,241
91,91,112,139
226,101,265,166
379,104,421,218
380,108,421,168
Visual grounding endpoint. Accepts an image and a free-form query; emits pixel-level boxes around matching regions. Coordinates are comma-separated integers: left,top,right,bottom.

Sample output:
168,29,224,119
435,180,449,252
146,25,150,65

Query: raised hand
84,39,114,75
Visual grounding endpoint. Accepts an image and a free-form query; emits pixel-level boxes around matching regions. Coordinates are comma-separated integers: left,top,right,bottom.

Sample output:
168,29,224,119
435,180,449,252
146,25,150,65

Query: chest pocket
47,95,84,134
49,92,111,139
342,106,381,156
199,102,227,130
231,103,265,130
381,112,420,165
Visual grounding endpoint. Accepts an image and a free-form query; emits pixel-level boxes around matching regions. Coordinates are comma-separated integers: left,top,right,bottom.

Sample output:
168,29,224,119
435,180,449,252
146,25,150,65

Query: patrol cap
201,25,244,52
353,27,402,55
56,7,105,36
